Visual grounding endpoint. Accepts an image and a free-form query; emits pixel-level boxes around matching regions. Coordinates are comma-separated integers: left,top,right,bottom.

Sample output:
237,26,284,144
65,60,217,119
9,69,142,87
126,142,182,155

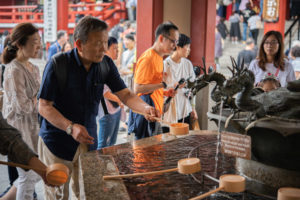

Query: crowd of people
0,15,158,200
0,1,299,199
216,1,262,44
215,0,299,88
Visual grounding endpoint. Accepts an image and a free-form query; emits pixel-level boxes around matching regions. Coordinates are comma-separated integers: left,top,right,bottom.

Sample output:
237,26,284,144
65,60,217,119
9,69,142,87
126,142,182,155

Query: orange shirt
134,48,164,113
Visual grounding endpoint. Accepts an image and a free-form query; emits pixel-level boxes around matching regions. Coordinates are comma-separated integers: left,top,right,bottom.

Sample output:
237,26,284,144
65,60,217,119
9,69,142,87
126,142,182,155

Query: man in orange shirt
128,22,179,139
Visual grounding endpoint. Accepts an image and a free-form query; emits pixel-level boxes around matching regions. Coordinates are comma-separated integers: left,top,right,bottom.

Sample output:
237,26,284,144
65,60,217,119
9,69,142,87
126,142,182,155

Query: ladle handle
132,110,171,125
0,160,45,172
189,186,224,200
103,167,178,180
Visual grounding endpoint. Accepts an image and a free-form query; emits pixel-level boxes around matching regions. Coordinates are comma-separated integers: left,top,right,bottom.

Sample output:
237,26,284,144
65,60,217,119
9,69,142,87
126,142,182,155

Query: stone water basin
79,131,294,200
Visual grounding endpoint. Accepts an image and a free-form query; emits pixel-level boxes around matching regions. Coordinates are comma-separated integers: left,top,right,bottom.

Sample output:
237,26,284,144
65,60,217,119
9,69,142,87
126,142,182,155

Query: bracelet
162,81,167,89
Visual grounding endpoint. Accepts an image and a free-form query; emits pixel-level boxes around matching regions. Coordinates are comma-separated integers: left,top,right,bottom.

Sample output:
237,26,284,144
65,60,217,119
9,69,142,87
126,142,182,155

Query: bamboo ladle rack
0,160,69,186
189,174,246,200
103,157,201,180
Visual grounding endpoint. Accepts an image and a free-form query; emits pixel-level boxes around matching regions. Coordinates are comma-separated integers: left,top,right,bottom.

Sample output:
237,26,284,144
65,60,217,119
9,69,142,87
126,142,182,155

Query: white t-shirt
121,48,135,71
163,57,196,122
248,59,296,87
248,15,260,30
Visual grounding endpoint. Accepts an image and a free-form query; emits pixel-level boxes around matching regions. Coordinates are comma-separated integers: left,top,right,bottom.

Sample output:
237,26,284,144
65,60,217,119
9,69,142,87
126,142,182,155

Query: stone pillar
190,0,216,130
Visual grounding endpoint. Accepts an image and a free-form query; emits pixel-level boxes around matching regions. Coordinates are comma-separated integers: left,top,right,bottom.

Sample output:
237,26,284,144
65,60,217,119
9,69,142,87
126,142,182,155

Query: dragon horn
232,56,239,74
240,58,245,71
202,57,207,75
227,66,234,76
230,56,236,75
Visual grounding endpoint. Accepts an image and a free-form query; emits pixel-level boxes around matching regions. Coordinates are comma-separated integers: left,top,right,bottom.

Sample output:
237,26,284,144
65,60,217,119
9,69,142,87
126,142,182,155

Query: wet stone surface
80,132,275,200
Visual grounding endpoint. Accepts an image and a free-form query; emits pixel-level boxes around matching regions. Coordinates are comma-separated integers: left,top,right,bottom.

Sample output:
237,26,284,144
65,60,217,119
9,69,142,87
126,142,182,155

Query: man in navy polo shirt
38,16,160,200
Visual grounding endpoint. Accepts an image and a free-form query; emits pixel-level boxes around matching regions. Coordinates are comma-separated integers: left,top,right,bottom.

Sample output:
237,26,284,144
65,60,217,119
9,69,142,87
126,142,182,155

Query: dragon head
222,57,255,97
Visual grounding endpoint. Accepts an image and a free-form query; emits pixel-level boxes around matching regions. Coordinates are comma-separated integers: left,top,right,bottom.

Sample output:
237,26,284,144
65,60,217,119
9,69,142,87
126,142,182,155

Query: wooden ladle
103,157,201,180
189,174,245,200
0,160,69,186
278,187,300,200
169,122,189,135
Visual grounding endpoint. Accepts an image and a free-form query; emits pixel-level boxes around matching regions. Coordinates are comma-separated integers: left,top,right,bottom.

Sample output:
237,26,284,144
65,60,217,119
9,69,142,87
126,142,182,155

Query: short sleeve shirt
38,48,126,161
47,41,61,61
248,59,296,87
163,57,196,121
134,48,164,113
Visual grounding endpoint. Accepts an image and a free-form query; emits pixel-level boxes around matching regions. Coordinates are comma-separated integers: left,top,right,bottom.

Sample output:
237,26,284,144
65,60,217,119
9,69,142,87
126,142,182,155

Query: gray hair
246,38,254,45
57,30,67,40
291,40,300,48
291,45,300,58
73,16,108,43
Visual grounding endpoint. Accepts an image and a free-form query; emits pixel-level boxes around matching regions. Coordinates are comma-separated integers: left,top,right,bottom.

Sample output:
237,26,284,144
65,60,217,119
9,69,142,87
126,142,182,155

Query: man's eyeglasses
264,41,278,46
163,35,178,45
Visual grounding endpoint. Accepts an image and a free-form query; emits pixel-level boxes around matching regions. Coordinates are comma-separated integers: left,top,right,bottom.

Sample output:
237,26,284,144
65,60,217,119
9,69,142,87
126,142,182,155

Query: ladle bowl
219,174,245,193
278,187,300,200
170,123,189,135
0,160,69,186
178,158,201,174
190,174,246,200
46,163,69,186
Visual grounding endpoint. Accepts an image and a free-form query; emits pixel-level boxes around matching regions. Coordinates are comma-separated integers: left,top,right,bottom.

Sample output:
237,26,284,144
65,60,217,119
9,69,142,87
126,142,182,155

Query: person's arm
105,55,160,118
0,114,50,185
249,0,253,7
38,99,94,145
28,156,48,185
134,82,164,94
0,113,36,164
115,88,161,119
240,15,244,23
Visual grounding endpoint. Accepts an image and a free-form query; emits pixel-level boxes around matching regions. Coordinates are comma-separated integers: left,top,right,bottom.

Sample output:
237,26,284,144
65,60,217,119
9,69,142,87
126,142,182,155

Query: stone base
236,158,300,192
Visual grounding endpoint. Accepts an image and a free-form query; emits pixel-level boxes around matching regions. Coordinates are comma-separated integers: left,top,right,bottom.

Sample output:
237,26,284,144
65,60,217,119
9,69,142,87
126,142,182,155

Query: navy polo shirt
38,48,126,161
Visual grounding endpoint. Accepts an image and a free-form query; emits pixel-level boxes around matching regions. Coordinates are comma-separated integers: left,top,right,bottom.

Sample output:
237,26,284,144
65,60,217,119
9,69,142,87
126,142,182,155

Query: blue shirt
47,41,61,61
38,48,126,161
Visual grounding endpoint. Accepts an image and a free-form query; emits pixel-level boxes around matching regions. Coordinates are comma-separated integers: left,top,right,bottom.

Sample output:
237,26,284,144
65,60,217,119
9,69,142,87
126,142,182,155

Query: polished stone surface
79,131,276,200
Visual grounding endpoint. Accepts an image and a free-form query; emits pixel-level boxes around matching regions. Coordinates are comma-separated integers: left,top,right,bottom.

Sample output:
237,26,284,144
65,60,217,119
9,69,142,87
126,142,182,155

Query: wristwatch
66,122,74,135
162,81,167,89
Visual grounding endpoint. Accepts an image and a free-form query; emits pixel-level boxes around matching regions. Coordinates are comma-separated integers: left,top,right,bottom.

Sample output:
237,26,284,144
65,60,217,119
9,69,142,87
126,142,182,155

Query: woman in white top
163,34,197,131
1,23,41,200
248,30,295,87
